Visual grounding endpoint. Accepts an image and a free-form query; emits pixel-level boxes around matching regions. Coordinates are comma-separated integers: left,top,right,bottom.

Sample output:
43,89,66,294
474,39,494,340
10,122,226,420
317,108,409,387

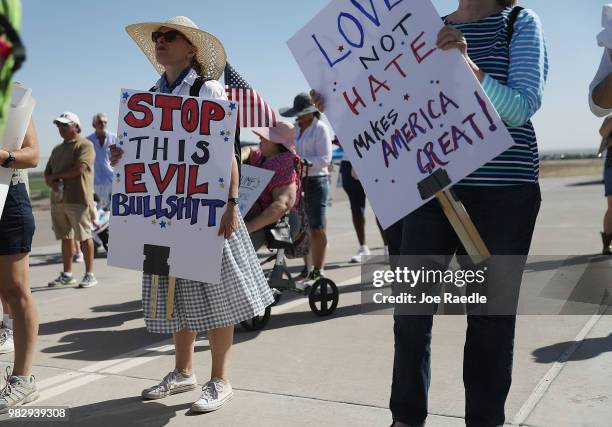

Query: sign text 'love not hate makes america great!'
288,0,515,228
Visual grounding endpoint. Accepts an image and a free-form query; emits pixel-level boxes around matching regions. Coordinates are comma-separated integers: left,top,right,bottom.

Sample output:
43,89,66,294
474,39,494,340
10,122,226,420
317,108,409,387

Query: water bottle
55,179,64,203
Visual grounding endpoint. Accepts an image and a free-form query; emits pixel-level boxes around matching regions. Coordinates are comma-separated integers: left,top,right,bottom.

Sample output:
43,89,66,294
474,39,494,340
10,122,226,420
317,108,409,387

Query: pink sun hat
252,121,296,152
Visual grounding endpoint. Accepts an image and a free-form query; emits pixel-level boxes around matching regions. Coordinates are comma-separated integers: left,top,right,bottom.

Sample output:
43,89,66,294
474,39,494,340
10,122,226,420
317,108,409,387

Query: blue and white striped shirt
446,7,549,186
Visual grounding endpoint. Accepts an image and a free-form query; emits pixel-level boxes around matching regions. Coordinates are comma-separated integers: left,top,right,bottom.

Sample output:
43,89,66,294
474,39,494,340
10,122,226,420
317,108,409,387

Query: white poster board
238,164,274,217
288,0,515,228
0,86,35,216
108,89,237,284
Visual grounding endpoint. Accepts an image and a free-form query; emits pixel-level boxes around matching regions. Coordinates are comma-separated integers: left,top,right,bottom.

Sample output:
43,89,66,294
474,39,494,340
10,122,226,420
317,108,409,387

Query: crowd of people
0,0,610,425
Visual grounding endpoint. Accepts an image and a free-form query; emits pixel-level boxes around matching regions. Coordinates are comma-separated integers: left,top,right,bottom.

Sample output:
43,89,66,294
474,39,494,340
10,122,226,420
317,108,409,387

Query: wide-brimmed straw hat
280,93,319,118
125,16,227,80
252,121,296,152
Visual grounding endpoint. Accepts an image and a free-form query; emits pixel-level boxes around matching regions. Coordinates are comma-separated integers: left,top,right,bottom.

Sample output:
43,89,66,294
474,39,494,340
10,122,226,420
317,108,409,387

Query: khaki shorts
51,203,92,241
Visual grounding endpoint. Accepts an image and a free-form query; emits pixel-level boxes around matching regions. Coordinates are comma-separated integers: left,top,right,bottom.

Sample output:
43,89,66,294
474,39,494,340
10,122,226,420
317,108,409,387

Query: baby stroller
92,194,110,257
241,158,339,331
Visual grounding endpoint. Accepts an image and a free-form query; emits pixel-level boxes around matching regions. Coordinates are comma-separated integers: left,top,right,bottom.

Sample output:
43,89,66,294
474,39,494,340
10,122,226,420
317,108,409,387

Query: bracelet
1,151,15,168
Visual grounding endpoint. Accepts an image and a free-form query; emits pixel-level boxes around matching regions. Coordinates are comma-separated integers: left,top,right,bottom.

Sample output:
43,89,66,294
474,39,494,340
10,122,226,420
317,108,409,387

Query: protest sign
108,89,237,284
288,0,516,228
0,85,35,216
238,164,274,217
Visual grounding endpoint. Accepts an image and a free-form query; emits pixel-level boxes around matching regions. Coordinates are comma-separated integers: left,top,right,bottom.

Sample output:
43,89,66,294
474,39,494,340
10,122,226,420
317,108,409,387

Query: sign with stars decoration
108,89,237,284
287,0,515,228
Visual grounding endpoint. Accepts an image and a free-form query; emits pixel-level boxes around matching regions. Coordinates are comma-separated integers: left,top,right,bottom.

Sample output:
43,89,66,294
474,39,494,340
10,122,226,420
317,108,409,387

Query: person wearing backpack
393,2,548,426
311,0,548,425
110,16,273,413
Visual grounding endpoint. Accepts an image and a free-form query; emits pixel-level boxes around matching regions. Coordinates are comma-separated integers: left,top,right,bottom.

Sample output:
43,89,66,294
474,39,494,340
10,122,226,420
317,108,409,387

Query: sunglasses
56,122,71,128
151,30,190,44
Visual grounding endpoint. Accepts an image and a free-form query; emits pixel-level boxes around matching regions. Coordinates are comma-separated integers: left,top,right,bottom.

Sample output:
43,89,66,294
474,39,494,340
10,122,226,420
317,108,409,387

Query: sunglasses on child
151,30,190,44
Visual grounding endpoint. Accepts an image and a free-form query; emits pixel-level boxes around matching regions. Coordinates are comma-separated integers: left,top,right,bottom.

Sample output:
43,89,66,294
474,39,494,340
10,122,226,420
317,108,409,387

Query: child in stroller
240,122,338,330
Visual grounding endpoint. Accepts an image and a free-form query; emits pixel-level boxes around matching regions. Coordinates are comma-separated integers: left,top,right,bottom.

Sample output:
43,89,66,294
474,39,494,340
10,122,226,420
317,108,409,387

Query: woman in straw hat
112,16,274,413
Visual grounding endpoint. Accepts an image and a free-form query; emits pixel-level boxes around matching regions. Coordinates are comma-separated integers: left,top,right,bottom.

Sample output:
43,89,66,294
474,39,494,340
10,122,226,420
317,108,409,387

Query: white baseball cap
53,112,81,127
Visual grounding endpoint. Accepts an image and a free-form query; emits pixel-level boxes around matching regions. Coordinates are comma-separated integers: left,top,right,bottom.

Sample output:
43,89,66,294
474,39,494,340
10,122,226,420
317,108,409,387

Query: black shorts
0,182,35,255
339,161,366,215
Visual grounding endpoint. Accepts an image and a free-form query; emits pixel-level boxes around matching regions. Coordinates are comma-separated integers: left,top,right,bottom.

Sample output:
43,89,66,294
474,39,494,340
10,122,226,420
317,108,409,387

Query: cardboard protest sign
0,86,35,216
108,89,237,284
238,164,274,217
288,0,515,228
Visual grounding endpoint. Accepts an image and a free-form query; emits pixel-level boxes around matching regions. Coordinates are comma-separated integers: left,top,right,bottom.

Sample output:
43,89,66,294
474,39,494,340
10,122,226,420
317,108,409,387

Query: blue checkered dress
141,212,273,333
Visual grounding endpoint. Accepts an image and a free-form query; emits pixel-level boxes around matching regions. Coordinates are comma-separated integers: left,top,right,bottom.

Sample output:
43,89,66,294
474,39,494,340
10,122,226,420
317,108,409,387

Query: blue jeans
390,184,541,427
303,176,329,230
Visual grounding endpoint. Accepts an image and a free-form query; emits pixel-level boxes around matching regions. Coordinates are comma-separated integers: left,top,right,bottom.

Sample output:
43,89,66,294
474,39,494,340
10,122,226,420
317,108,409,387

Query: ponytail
191,58,204,77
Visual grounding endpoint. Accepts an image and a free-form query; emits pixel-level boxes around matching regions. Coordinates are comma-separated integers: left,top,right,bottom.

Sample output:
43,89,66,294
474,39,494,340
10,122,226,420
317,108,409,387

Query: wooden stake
436,189,490,262
149,275,159,319
166,276,176,320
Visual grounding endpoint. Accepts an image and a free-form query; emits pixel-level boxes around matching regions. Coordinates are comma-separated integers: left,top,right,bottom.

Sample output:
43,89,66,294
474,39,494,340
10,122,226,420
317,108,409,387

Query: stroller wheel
240,305,272,331
308,278,339,317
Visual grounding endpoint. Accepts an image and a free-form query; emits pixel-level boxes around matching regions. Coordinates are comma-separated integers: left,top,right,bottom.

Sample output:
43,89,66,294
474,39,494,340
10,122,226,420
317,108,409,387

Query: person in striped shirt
310,1,548,425
392,2,548,427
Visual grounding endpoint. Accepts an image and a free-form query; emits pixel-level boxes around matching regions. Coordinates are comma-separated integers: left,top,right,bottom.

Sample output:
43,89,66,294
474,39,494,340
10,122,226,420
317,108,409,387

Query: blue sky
16,0,610,161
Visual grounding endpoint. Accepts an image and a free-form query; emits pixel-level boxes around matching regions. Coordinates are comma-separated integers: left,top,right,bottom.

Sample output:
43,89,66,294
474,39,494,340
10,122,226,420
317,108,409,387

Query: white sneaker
0,368,38,413
78,273,98,288
350,245,371,263
0,328,14,354
48,272,77,287
141,370,197,400
73,253,84,263
191,378,233,413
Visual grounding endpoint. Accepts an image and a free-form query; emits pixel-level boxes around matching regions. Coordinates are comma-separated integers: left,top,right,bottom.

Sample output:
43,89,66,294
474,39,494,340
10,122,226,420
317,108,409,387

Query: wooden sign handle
149,275,159,319
166,277,176,320
435,189,490,262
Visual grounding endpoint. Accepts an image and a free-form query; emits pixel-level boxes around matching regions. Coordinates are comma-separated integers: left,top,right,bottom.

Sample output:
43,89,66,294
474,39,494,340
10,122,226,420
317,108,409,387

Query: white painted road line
509,310,607,426
32,273,364,403
35,341,179,402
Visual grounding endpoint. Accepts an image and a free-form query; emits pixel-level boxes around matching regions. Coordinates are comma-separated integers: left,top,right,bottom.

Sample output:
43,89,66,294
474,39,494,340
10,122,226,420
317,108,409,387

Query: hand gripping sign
288,0,517,259
108,89,238,286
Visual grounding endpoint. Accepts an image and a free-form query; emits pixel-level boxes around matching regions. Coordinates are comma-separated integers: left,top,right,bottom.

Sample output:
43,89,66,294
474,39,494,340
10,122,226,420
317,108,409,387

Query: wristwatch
1,152,15,168
227,197,239,206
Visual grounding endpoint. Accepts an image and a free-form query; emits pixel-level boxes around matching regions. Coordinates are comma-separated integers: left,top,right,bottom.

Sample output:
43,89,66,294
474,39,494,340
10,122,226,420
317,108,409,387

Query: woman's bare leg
173,328,196,374
0,253,38,375
208,326,233,381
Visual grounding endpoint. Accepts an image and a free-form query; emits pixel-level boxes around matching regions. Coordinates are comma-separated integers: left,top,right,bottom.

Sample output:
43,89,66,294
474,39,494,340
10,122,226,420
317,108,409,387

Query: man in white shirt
87,113,116,210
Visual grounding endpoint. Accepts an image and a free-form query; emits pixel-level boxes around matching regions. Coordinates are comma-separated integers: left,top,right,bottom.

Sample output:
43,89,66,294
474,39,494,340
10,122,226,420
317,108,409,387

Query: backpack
507,6,524,45
149,76,242,178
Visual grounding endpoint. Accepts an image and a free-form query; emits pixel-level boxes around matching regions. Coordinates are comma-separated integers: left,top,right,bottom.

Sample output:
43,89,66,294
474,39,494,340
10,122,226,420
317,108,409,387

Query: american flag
224,63,277,128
